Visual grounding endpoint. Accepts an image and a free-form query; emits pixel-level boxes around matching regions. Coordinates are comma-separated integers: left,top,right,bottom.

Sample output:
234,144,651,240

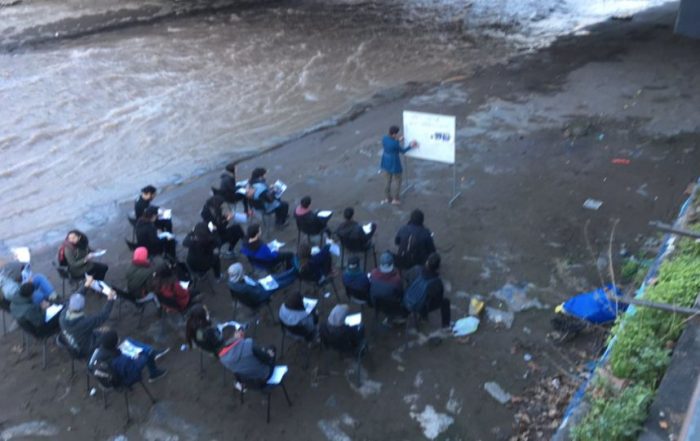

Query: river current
0,0,669,249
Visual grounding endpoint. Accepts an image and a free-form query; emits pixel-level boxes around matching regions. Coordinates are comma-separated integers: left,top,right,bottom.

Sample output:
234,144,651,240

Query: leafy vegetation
572,215,700,441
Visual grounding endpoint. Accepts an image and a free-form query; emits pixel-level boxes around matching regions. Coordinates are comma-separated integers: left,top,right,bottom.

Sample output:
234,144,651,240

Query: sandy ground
1,3,699,441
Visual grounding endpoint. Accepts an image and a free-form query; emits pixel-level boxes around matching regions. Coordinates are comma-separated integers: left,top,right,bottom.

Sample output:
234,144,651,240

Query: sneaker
234,381,247,393
148,368,168,383
153,347,170,361
380,198,390,204
391,198,401,205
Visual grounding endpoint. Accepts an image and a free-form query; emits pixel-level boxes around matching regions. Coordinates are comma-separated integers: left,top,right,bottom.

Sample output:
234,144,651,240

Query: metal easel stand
400,156,414,196
448,163,462,208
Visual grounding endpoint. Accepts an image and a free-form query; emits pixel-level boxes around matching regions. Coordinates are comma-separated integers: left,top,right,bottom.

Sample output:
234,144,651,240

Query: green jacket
64,243,91,278
125,257,167,298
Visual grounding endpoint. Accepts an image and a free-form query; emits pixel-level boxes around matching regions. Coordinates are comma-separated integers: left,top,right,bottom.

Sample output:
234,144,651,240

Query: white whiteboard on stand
403,111,456,164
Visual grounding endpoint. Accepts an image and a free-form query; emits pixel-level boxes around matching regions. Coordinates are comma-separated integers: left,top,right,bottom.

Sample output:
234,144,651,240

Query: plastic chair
55,333,91,394
116,288,159,328
229,287,276,331
95,379,156,424
298,271,341,302
1,298,10,335
279,321,313,368
319,322,367,387
344,286,370,313
237,365,292,424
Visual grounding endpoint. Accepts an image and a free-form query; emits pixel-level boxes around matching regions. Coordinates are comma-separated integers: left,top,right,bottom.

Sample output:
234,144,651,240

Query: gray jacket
59,299,114,358
219,338,272,383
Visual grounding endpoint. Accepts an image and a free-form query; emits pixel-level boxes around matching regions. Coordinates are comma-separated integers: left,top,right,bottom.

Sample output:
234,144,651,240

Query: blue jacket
241,241,278,264
111,352,147,387
380,135,411,174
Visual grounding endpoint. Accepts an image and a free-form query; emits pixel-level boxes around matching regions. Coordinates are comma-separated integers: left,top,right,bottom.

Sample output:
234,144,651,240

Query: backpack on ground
88,348,119,388
403,275,431,313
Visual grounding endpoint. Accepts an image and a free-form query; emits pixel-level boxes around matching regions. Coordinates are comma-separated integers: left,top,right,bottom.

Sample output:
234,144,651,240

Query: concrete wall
675,0,700,38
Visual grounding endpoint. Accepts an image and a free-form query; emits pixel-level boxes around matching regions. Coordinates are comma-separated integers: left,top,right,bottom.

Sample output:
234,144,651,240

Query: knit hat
228,263,244,283
379,252,394,273
132,247,149,266
69,293,85,312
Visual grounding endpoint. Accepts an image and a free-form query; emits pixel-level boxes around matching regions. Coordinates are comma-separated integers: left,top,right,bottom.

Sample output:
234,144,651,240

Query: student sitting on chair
241,224,294,270
61,230,109,280
294,195,331,237
183,222,223,281
136,206,176,260
342,257,370,303
89,329,168,387
10,279,61,336
402,253,451,328
335,207,376,249
369,252,407,323
125,247,166,304
295,243,333,284
218,162,249,211
247,167,289,229
59,276,117,359
278,292,318,342
153,265,200,313
200,195,244,260
321,304,364,352
134,185,172,233
185,304,224,354
227,263,296,306
20,273,58,306
219,326,276,387
0,260,23,303
394,209,436,270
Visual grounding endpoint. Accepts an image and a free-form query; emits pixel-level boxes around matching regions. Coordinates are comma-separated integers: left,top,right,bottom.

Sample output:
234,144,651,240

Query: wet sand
1,3,700,440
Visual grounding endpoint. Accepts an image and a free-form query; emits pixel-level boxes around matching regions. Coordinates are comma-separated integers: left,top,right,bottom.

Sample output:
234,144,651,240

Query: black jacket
183,229,221,272
394,223,436,269
60,298,114,358
135,220,163,256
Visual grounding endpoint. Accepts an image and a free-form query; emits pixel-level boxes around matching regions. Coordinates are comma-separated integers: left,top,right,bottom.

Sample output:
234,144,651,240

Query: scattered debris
611,158,630,165
445,388,462,415
484,381,512,405
583,198,603,210
492,283,543,312
469,295,485,316
486,307,514,329
0,421,60,440
409,405,454,440
452,316,480,337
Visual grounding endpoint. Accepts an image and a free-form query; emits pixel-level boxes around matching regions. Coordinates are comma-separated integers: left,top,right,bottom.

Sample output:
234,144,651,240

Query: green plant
572,382,653,441
620,259,640,284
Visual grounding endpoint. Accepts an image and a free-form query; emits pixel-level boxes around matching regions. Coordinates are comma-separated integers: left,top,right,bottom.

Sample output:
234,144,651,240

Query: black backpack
396,233,416,269
403,275,431,313
88,348,119,388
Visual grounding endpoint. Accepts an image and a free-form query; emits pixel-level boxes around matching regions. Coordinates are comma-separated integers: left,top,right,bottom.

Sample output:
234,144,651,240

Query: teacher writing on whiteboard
380,125,418,205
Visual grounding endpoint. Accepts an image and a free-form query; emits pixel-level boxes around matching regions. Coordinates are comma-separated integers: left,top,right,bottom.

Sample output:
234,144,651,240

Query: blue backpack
403,275,433,313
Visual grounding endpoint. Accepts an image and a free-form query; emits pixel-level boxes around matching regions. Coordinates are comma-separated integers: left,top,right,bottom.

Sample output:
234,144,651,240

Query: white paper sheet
158,231,175,240
119,340,144,360
217,321,243,332
258,275,279,291
91,249,107,257
362,223,373,235
233,212,248,223
344,313,362,327
158,208,172,220
11,247,31,263
45,304,63,322
303,297,318,314
317,210,332,218
268,240,285,252
179,281,190,290
273,180,287,195
267,365,288,385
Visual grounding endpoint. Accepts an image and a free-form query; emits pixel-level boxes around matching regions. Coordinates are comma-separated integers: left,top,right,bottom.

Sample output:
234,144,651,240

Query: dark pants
423,297,451,327
187,254,221,279
273,201,289,226
128,339,160,378
87,262,109,281
275,251,295,270
221,224,244,250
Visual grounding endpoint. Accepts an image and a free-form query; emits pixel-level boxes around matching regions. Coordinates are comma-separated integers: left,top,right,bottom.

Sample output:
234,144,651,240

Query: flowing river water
0,0,669,249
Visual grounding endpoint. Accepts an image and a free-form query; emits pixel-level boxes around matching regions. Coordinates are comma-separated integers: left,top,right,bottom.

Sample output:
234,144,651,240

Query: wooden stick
649,221,700,239
608,293,700,316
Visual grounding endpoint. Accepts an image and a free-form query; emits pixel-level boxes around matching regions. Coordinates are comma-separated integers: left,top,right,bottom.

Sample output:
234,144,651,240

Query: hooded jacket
59,298,114,358
218,338,273,383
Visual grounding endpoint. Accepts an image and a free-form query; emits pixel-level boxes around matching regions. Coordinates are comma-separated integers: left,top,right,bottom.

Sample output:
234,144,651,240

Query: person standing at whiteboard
380,125,418,205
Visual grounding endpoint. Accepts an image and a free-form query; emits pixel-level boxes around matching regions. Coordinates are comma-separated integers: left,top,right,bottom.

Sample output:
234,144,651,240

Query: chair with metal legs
237,365,292,424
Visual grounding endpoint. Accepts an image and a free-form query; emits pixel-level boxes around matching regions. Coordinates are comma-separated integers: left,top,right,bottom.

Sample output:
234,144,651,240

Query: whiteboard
403,111,456,164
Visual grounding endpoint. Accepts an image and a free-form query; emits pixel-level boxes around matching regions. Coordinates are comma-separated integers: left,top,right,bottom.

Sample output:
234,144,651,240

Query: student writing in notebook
334,207,376,251
294,195,332,238
219,326,276,388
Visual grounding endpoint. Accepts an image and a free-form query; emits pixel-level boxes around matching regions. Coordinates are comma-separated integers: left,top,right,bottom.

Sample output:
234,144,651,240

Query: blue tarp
562,284,627,324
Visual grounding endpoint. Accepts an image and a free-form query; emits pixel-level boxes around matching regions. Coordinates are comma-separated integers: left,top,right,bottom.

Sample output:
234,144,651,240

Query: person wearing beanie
278,291,318,341
59,276,117,358
342,256,370,303
369,251,407,323
394,209,436,270
334,206,377,253
91,328,168,386
125,247,166,302
227,262,296,308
